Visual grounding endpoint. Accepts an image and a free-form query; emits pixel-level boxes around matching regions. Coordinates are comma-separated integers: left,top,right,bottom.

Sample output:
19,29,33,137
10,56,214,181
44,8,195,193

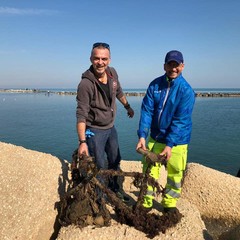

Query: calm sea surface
1,89,240,176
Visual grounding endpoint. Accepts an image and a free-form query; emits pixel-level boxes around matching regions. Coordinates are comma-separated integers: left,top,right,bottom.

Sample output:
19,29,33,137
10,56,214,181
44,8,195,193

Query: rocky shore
1,88,240,97
0,142,240,240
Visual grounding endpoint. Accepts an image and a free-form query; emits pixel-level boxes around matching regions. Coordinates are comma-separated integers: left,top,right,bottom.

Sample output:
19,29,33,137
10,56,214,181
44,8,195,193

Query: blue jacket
138,74,195,147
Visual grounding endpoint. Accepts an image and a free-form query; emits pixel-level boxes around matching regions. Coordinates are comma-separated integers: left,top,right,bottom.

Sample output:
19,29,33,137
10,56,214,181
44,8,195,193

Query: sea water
0,90,240,176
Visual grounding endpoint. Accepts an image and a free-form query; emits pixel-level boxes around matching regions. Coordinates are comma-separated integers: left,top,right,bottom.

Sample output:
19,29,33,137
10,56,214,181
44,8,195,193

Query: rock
0,142,69,240
1,142,239,240
181,163,240,239
57,199,209,240
218,224,240,240
57,161,210,240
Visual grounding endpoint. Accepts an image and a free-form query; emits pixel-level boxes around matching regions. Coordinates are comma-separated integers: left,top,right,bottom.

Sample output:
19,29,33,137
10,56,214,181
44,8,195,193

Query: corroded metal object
59,148,182,238
136,147,167,166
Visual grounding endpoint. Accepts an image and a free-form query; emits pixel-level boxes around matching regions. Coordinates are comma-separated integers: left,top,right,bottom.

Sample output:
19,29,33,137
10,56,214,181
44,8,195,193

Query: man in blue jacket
136,50,195,213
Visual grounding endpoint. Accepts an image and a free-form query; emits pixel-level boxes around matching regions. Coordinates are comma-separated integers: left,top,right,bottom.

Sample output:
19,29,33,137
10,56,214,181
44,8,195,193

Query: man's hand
127,107,134,118
159,146,172,160
123,102,134,118
136,137,146,151
78,143,89,157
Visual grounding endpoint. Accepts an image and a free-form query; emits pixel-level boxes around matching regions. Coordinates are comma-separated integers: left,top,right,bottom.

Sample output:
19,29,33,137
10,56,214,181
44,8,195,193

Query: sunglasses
92,42,110,50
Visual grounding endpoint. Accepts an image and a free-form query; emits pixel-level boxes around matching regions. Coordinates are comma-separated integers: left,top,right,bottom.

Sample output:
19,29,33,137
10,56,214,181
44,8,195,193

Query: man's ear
163,63,167,71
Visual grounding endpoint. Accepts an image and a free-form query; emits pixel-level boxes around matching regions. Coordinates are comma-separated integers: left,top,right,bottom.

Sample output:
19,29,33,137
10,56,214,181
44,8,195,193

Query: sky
1,0,240,89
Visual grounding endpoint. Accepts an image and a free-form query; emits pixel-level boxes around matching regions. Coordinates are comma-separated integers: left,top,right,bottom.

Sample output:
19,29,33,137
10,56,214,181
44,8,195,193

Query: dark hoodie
76,66,124,129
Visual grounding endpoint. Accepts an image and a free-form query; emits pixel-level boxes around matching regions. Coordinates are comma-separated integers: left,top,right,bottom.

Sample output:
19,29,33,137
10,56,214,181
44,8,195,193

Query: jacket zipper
157,81,171,127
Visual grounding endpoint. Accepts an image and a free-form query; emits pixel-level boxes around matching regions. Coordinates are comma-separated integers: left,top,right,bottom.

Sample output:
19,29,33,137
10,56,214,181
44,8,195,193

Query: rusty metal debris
58,148,182,238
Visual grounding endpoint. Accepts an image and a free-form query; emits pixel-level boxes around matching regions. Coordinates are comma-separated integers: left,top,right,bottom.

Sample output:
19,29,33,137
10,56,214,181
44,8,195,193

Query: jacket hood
81,66,96,83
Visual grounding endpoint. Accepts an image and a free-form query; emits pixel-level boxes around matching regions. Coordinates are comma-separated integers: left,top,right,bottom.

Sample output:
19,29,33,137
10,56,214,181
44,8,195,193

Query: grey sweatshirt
76,66,124,129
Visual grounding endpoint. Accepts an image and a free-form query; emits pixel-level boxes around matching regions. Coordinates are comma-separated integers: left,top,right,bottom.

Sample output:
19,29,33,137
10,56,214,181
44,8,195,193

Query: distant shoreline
1,88,240,97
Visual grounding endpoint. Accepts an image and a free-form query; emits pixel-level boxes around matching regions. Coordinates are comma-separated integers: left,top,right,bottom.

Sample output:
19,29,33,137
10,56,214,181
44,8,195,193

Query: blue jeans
87,126,121,191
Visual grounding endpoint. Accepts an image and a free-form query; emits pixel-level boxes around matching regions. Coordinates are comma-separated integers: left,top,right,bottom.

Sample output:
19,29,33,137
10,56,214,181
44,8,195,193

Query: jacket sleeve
137,84,154,139
76,78,93,123
165,86,195,147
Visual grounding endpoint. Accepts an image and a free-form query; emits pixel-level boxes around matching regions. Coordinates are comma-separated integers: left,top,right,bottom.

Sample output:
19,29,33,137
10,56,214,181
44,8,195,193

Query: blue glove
85,129,95,138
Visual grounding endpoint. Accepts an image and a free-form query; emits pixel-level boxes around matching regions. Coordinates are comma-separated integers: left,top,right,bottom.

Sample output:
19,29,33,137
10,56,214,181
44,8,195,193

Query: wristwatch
79,140,87,145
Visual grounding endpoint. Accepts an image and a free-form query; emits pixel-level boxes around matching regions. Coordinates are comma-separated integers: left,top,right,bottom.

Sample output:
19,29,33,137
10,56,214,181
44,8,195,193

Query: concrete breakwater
195,92,240,97
56,91,240,97
1,142,240,240
1,89,240,97
127,92,240,97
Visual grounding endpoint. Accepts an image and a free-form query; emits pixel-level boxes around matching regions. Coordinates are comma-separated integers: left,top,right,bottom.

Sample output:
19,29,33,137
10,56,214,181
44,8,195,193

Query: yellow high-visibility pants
142,137,188,209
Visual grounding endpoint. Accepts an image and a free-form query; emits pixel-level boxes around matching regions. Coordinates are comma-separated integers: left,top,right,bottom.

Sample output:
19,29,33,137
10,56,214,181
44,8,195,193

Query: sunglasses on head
92,42,110,50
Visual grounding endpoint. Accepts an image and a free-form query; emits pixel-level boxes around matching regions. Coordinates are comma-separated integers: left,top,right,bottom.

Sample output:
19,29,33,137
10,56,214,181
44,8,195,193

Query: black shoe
163,207,177,213
143,206,153,213
115,191,130,203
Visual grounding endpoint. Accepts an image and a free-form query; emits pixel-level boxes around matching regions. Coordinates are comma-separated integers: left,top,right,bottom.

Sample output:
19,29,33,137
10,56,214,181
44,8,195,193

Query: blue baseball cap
165,50,184,64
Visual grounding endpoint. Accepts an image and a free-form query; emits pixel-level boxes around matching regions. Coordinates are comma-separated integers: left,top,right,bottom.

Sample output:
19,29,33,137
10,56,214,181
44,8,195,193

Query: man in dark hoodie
76,42,134,201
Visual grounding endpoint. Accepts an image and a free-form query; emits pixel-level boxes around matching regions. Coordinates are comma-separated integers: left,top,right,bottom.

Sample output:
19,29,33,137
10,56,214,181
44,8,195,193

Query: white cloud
0,7,59,16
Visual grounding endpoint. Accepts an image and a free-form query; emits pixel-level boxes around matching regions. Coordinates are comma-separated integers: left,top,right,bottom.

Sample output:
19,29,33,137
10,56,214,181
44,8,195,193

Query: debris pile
59,149,182,238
